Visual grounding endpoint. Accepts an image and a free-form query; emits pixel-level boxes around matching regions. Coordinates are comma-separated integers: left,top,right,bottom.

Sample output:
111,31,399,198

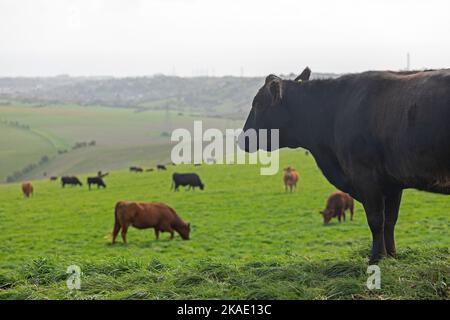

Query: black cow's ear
265,74,280,85
295,67,311,82
269,78,283,105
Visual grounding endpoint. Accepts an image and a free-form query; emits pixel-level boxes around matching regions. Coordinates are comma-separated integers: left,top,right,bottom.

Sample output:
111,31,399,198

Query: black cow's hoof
369,253,386,264
386,251,397,258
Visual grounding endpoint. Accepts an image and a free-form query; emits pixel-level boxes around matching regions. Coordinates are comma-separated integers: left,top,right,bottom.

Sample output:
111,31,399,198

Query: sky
1,0,449,77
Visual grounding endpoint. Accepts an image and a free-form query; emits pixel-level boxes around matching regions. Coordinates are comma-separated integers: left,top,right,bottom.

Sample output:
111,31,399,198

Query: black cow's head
239,67,311,152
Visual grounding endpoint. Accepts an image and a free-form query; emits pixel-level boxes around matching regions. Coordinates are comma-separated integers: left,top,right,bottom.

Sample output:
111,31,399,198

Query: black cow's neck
283,79,340,152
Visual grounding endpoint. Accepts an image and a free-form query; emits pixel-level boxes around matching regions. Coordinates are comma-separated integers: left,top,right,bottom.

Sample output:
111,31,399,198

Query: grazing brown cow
112,201,190,244
320,191,354,224
283,166,299,192
21,182,33,198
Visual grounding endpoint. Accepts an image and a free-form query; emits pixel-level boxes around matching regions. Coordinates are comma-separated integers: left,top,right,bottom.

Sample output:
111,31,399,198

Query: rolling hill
0,103,243,182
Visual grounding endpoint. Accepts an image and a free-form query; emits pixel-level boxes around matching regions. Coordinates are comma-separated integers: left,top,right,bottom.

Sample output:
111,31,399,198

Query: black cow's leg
362,193,386,264
384,190,402,258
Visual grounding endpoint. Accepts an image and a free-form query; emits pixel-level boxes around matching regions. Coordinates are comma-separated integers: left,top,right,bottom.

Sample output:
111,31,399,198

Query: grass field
0,103,241,182
0,150,448,300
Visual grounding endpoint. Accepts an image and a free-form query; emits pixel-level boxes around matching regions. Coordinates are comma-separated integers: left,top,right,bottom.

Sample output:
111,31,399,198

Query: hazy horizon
1,0,450,77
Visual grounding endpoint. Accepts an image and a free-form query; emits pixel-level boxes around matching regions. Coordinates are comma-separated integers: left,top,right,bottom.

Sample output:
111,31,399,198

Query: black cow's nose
240,109,258,152
238,130,258,153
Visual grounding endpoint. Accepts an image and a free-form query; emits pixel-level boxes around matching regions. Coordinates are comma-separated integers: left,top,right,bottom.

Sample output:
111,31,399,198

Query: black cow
172,173,204,191
97,171,109,178
240,67,450,263
157,164,167,171
130,166,143,173
87,176,106,190
61,176,83,187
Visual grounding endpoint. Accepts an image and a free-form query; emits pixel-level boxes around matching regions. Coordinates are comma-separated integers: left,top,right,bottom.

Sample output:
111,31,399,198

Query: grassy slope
0,150,448,299
0,104,242,181
0,125,56,179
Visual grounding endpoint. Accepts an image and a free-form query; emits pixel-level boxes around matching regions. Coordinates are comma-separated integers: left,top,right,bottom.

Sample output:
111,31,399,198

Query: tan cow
283,166,299,192
112,201,190,244
21,182,33,198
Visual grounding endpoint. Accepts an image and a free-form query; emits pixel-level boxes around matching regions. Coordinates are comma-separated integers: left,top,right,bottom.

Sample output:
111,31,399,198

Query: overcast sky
1,0,449,77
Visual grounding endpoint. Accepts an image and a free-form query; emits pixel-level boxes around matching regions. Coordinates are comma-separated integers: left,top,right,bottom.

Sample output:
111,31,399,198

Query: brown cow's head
239,67,311,152
178,222,191,240
320,209,334,225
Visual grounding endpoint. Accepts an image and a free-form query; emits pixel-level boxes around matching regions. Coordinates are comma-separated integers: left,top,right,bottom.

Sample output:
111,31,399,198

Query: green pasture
0,150,448,299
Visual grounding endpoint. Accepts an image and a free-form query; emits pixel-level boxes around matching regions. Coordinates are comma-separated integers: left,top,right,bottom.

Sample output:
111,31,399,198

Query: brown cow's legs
121,224,129,244
169,229,174,240
112,224,121,244
384,190,402,258
337,207,344,222
155,229,160,240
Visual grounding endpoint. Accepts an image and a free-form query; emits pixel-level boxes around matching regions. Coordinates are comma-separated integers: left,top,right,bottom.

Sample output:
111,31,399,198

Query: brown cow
21,182,33,198
320,191,354,224
112,201,190,244
283,166,299,192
